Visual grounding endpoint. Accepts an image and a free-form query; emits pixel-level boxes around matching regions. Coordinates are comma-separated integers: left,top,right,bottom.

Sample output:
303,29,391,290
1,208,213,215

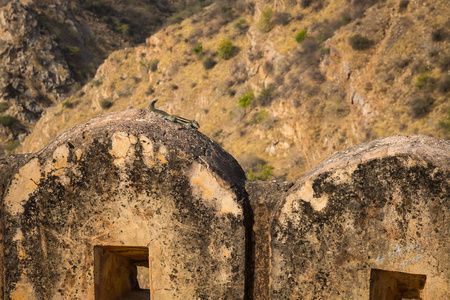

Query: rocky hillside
0,0,195,153
6,0,450,181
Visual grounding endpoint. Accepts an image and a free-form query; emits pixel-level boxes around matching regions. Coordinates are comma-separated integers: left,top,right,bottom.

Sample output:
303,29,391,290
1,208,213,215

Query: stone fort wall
1,109,448,299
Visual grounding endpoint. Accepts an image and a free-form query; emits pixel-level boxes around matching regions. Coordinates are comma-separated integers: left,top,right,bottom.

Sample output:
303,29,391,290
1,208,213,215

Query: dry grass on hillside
19,0,450,181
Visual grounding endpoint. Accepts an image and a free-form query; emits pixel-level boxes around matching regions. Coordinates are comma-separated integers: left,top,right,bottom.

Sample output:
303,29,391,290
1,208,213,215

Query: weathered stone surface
271,135,450,299
2,114,449,299
0,109,248,299
245,180,292,300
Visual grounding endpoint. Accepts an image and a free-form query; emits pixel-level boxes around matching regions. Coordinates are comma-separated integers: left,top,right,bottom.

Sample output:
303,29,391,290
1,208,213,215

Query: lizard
149,99,200,130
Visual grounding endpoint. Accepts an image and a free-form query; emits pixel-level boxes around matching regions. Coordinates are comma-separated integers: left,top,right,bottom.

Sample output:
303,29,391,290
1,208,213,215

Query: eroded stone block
271,136,450,299
0,109,248,299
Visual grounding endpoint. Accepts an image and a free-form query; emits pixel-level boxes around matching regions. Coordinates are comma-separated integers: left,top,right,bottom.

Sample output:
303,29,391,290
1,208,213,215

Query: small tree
218,39,234,60
0,115,14,127
256,86,276,106
100,100,113,109
62,100,74,109
234,19,249,33
193,43,203,58
258,8,274,32
114,21,129,36
149,59,159,72
92,79,103,87
0,102,9,113
295,29,308,43
349,34,374,50
255,109,269,123
238,91,254,115
66,46,80,56
203,57,216,69
415,73,435,90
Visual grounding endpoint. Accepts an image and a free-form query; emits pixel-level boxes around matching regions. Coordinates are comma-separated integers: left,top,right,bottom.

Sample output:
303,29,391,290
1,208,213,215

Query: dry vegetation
14,0,450,181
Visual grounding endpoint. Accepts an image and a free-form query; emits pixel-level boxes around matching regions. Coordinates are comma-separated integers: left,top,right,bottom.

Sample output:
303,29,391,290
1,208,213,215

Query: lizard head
149,98,158,109
191,120,200,129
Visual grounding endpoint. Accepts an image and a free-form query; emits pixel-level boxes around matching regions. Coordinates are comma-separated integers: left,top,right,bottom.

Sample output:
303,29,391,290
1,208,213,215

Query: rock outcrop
0,1,73,142
0,0,131,153
0,0,189,154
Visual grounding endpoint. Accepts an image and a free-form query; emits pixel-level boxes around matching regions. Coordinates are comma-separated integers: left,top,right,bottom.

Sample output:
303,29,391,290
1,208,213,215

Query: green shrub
218,39,234,60
247,164,274,181
149,59,159,72
92,80,103,87
415,73,435,89
168,14,183,24
349,34,374,50
342,16,352,25
62,100,74,109
66,46,80,56
408,97,434,118
6,140,19,155
114,21,129,36
203,57,216,69
255,109,269,123
317,34,327,43
238,91,254,114
234,18,249,33
0,115,14,127
220,5,234,16
100,100,113,109
213,129,223,137
256,86,276,106
193,43,203,58
295,29,308,43
258,8,274,32
0,102,8,113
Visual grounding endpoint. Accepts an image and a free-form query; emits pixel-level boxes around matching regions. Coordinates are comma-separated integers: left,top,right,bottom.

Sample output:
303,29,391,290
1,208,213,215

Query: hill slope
15,0,450,180
0,0,196,153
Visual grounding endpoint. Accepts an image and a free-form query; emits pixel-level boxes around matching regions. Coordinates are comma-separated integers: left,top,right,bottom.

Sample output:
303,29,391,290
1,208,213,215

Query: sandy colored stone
0,109,248,299
271,135,450,299
1,109,449,299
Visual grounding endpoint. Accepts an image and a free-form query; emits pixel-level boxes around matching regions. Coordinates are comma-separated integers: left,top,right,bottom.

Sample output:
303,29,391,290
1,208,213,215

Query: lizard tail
150,99,158,109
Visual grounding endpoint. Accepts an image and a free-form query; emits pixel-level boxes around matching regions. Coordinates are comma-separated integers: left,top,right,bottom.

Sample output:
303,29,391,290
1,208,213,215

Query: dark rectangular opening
94,246,150,300
369,268,426,300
